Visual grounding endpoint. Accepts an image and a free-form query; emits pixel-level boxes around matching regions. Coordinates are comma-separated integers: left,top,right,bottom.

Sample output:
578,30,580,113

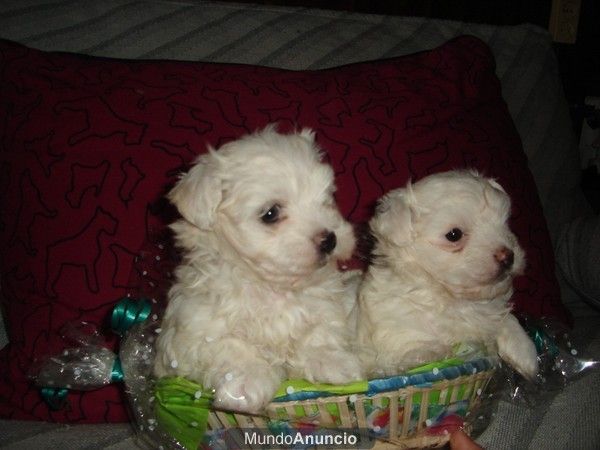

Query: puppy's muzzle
317,231,337,255
494,246,514,271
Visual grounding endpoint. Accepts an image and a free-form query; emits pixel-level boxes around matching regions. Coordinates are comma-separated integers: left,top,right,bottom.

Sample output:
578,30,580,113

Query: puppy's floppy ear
486,177,506,193
299,127,316,143
470,170,506,194
370,185,416,248
299,127,324,158
168,151,222,230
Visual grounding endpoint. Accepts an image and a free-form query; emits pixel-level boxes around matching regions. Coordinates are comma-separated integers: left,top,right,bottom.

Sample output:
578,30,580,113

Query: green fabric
405,357,465,375
273,378,368,398
154,377,213,450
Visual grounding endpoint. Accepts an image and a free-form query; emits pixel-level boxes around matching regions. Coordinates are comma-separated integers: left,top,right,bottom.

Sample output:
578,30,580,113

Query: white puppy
357,170,538,379
154,126,363,414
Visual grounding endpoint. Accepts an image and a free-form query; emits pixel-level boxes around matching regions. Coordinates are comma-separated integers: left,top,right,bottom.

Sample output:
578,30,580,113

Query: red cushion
0,36,567,423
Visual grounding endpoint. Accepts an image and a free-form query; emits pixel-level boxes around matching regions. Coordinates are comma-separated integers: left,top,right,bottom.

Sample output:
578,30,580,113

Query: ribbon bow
39,297,152,410
110,297,152,335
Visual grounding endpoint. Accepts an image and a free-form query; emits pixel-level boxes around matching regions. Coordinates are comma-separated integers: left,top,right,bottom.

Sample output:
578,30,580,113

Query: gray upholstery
556,215,600,308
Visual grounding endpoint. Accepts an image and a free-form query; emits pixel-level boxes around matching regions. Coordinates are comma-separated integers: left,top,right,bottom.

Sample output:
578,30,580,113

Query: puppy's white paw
499,337,539,380
497,317,539,380
212,368,282,414
302,350,364,385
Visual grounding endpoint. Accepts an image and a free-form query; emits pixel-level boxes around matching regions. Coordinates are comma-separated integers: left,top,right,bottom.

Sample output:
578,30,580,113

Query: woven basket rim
271,356,498,404
266,370,495,408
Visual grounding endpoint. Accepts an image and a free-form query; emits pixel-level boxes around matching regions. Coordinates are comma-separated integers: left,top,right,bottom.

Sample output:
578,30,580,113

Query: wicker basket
120,309,497,449
201,367,495,449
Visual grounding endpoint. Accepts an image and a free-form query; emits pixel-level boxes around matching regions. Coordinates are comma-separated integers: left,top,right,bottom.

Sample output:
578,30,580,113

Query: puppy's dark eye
261,204,281,224
445,228,463,242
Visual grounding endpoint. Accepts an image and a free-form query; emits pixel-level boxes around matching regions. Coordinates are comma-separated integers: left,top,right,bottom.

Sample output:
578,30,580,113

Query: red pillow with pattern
0,36,567,423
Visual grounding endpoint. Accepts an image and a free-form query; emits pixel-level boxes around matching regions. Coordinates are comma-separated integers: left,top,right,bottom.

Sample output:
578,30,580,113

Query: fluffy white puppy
154,126,363,414
357,170,538,379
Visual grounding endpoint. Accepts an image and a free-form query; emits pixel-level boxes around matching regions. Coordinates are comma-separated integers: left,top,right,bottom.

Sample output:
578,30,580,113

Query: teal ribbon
38,298,151,412
39,358,124,411
40,387,69,411
111,357,124,383
110,297,152,335
527,326,560,358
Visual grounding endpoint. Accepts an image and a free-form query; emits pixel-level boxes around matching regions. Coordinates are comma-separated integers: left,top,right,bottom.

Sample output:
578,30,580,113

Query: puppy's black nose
495,247,514,270
318,231,337,255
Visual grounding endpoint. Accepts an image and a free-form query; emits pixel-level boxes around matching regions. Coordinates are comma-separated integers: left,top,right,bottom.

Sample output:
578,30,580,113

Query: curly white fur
357,170,538,379
154,126,363,414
